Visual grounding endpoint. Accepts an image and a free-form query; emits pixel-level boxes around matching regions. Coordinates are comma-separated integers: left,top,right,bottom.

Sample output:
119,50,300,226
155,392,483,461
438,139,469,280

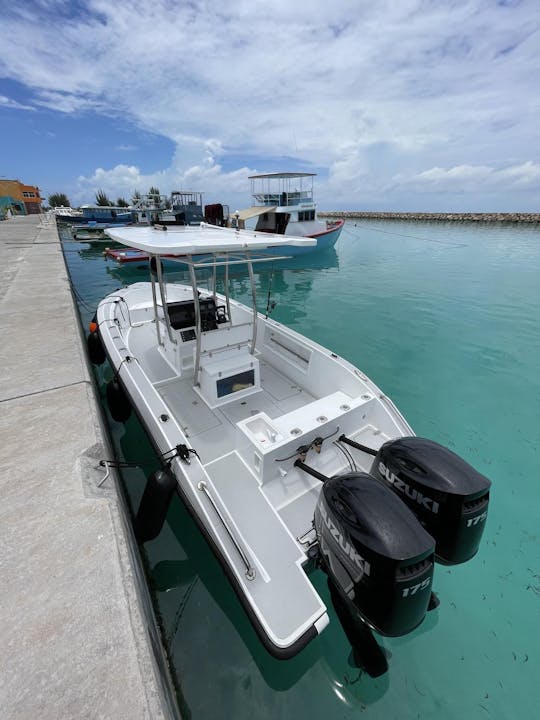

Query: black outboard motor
370,437,491,564
314,472,435,638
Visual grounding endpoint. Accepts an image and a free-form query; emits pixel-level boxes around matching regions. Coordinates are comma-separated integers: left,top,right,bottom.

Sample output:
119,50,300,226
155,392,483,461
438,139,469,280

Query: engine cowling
314,472,435,637
370,437,491,565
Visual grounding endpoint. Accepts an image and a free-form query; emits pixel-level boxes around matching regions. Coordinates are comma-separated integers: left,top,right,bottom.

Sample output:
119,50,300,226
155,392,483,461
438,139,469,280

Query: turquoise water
63,220,540,719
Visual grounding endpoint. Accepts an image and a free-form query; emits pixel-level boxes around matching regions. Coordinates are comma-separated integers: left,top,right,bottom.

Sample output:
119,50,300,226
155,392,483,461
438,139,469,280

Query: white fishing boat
235,172,344,254
52,206,84,223
89,223,490,675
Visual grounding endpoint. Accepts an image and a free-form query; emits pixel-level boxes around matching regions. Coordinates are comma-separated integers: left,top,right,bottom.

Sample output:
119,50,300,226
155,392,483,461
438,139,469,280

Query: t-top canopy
106,222,316,255
248,172,317,179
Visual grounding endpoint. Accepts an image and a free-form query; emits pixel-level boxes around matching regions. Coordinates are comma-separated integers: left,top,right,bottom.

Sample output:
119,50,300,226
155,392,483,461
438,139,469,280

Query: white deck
203,452,325,642
155,360,316,465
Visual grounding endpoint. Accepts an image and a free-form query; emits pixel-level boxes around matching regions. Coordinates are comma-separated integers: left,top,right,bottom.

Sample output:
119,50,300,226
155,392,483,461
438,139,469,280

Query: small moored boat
77,205,134,224
72,221,132,241
91,223,490,675
235,172,344,254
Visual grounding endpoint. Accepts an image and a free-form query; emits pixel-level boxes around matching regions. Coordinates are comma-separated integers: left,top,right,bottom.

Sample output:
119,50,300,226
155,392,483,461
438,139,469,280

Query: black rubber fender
106,378,131,422
134,469,177,543
87,331,105,365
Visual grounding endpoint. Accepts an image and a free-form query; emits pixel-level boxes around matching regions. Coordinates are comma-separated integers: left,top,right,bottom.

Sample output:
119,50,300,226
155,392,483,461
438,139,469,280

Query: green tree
95,189,113,206
116,197,129,207
48,192,71,207
132,189,141,205
148,186,161,206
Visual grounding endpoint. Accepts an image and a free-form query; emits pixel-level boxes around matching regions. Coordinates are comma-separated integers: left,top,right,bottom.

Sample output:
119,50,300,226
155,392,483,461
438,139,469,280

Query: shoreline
320,211,540,223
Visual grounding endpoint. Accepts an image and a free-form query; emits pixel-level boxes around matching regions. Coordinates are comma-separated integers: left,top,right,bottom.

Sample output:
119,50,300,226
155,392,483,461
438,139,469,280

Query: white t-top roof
106,222,316,255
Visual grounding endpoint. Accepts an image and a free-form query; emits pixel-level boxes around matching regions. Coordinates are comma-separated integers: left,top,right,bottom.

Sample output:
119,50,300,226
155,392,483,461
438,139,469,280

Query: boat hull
96,280,412,658
281,219,344,255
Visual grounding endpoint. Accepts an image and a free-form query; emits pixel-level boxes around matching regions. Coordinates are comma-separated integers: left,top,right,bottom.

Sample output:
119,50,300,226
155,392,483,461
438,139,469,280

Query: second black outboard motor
314,472,435,638
370,437,491,564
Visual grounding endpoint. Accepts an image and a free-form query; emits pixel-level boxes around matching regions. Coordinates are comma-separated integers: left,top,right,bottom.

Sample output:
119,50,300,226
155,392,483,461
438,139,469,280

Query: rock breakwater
320,211,540,223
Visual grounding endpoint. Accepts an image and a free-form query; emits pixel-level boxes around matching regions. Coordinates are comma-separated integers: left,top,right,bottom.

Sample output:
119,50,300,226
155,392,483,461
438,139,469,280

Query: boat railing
197,480,256,580
252,191,314,207
132,194,169,210
170,191,204,209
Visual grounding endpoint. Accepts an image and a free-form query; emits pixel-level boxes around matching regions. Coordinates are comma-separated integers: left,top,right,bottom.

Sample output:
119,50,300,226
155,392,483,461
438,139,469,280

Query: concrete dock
0,215,176,719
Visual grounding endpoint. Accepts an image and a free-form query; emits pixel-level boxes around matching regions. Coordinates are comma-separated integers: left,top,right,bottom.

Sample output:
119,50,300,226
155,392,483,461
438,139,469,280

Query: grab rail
197,481,256,580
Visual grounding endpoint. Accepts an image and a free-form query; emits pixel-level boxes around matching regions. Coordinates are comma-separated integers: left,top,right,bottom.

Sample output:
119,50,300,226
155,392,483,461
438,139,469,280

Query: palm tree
116,197,129,207
148,186,162,206
49,192,71,207
95,189,113,206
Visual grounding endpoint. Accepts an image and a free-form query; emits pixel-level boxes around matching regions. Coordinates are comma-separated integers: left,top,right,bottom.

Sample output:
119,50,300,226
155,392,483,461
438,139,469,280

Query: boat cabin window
298,210,315,221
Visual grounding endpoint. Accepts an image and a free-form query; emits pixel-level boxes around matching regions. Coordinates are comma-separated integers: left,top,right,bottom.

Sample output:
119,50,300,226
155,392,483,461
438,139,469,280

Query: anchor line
112,355,135,381
70,284,96,313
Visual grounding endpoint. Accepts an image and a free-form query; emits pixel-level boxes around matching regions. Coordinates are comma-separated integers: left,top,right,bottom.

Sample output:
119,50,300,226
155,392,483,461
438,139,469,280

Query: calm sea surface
63,219,540,719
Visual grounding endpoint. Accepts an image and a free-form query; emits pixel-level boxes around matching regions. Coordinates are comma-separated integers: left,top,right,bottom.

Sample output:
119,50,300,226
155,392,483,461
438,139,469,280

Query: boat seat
197,348,260,407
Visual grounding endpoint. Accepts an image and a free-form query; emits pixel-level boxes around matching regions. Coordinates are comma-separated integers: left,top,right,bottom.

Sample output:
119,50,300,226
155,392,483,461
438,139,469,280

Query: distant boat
78,205,133,224
55,205,133,225
71,221,132,240
170,190,205,225
106,191,208,260
133,191,207,226
52,206,84,223
234,172,344,254
104,246,175,263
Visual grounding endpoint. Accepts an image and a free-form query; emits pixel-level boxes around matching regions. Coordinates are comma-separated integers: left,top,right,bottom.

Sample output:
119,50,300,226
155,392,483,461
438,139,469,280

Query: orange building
0,179,42,214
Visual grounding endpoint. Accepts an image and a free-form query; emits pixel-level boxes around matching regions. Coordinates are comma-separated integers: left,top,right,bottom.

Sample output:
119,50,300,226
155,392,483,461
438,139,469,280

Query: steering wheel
215,305,228,323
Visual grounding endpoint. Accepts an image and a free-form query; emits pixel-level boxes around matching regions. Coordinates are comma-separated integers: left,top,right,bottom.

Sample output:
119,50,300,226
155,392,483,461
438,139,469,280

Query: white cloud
1,0,539,209
499,160,540,187
73,159,255,208
392,161,540,193
0,94,35,111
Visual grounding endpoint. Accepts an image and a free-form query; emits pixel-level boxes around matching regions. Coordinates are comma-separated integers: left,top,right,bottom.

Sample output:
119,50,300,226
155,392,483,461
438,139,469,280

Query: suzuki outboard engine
370,437,491,564
314,472,435,637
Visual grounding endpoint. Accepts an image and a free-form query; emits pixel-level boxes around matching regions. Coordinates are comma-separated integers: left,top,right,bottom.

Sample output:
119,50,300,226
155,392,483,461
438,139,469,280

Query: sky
0,0,539,212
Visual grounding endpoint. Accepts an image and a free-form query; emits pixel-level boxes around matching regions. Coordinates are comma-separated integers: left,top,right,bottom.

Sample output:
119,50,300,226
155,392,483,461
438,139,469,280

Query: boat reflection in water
105,245,339,284
105,247,340,328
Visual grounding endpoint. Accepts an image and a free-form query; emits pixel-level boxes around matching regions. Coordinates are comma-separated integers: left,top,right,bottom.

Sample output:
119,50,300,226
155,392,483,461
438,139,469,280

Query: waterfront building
0,195,25,218
0,179,42,214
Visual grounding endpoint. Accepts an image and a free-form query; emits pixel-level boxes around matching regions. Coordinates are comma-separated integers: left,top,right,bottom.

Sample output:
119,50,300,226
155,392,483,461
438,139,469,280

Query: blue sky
1,0,539,211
